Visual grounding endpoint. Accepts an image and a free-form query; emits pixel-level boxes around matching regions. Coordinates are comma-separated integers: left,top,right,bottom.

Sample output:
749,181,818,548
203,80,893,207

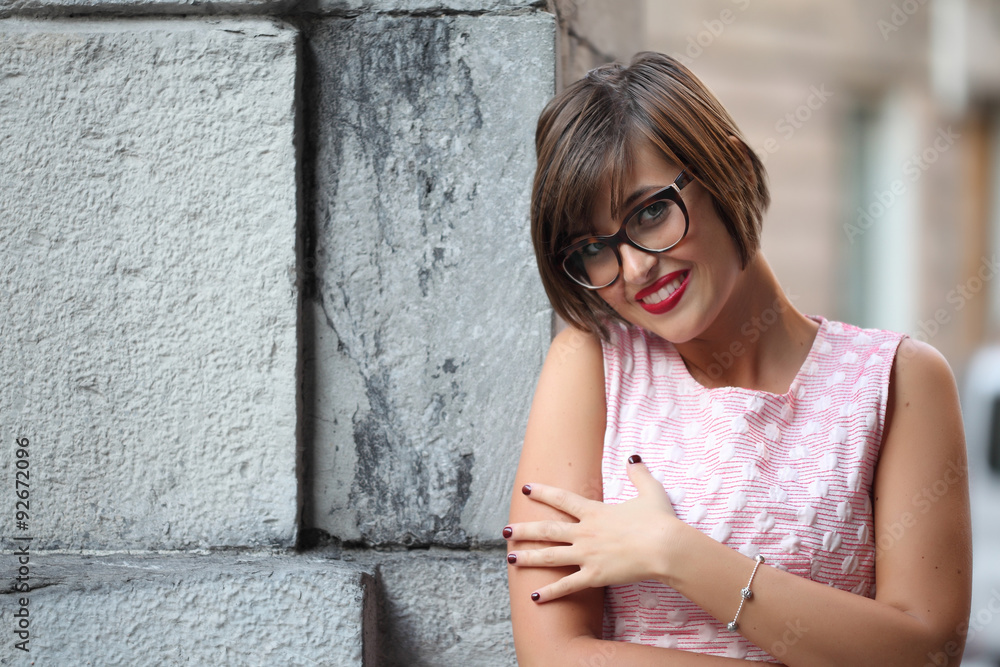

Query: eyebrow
621,185,663,213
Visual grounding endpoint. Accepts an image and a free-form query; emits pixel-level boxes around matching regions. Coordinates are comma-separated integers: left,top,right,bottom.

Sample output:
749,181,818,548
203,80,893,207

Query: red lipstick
635,270,690,315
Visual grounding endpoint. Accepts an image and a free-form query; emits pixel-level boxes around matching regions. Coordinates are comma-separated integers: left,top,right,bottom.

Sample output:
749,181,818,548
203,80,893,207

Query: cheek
692,219,741,274
689,193,736,246
595,286,643,323
596,285,625,309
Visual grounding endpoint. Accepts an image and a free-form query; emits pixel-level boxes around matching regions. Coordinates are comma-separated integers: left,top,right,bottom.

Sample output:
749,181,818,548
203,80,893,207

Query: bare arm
511,337,972,666
507,327,606,665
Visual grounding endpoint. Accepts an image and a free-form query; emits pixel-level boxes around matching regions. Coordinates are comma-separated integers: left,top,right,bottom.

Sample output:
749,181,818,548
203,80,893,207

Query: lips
635,269,690,315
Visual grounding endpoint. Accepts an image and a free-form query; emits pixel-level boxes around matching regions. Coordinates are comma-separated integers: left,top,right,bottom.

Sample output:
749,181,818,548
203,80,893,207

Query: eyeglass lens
563,196,685,288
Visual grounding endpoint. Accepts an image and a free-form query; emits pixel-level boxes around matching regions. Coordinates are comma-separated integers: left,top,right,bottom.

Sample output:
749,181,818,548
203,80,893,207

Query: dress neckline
666,314,827,399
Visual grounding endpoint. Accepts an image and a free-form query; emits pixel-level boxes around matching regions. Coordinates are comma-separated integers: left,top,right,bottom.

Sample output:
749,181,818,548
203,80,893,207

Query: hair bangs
544,105,636,255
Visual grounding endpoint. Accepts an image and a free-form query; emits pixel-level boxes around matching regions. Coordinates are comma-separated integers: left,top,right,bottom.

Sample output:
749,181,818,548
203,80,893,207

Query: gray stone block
305,13,555,547
0,0,544,19
313,0,545,14
374,549,516,666
0,19,300,550
0,553,376,665
0,0,293,18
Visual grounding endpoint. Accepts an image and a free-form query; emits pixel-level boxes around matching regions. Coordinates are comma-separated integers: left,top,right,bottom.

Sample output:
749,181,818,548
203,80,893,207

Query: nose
619,244,657,285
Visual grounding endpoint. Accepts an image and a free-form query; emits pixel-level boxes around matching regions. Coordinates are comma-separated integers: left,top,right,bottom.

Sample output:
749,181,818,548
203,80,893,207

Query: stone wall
0,2,561,664
303,12,554,549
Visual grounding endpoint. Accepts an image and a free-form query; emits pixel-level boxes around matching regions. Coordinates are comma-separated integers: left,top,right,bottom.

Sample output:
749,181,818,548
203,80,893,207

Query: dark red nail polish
507,553,517,564
531,592,540,602
628,454,642,464
502,526,513,539
522,484,531,495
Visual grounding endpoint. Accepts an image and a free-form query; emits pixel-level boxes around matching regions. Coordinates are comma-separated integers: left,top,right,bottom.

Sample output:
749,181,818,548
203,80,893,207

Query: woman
505,52,972,665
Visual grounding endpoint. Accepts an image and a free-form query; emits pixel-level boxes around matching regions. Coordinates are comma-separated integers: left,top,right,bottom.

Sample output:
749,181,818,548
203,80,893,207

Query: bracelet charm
727,554,765,633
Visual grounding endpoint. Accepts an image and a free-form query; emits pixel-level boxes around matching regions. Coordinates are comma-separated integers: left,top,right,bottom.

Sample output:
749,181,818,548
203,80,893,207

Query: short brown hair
530,52,770,338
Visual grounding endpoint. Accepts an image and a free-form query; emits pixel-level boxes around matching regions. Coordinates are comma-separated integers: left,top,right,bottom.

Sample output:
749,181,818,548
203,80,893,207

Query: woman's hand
505,455,682,603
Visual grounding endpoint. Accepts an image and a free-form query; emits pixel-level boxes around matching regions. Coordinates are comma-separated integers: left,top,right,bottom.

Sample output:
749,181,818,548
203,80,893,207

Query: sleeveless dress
600,315,907,661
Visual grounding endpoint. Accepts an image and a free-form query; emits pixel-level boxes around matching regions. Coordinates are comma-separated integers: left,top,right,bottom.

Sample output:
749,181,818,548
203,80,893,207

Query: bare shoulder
882,336,963,463
891,336,958,395
536,326,605,399
883,338,964,455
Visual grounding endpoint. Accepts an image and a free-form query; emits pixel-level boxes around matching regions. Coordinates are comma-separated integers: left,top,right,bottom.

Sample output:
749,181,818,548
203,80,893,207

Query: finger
504,520,574,544
507,545,578,569
624,455,669,500
529,569,592,603
521,483,594,519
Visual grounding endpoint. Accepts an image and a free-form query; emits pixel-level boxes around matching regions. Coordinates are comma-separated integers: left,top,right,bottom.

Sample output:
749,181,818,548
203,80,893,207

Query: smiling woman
506,52,972,666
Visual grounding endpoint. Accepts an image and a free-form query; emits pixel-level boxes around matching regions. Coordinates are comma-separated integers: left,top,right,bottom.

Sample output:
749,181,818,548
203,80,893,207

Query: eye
635,200,671,226
579,241,607,258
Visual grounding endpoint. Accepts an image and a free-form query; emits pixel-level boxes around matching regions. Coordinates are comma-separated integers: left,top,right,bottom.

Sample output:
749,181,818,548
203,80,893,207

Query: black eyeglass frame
558,170,694,290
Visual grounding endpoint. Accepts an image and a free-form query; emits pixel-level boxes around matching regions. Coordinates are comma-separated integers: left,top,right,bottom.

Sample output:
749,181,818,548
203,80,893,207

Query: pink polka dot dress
600,315,907,660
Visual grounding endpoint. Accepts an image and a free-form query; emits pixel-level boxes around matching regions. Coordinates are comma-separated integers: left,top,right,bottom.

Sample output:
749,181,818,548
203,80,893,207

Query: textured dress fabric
600,315,907,660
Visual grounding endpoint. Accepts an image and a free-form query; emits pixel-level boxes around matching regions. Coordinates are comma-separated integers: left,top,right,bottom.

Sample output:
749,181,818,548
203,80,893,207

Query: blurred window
844,92,920,332
989,107,1000,334
990,395,1000,475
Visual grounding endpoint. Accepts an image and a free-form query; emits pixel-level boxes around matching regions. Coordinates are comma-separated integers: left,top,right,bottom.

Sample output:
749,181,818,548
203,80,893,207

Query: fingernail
502,526,513,539
628,454,642,464
522,484,531,495
531,592,540,602
507,553,517,564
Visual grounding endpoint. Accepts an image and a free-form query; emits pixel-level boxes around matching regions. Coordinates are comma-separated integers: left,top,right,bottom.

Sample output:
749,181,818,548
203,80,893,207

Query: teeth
642,275,684,305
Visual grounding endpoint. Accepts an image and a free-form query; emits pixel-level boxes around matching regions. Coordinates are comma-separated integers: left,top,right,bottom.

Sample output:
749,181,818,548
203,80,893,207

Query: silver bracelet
727,554,765,632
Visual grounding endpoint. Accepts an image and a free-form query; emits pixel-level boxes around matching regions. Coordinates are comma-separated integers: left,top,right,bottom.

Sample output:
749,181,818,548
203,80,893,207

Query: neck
674,253,818,393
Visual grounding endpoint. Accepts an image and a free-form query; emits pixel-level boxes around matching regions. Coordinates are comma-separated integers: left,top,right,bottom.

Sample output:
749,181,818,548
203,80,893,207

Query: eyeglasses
559,170,693,289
